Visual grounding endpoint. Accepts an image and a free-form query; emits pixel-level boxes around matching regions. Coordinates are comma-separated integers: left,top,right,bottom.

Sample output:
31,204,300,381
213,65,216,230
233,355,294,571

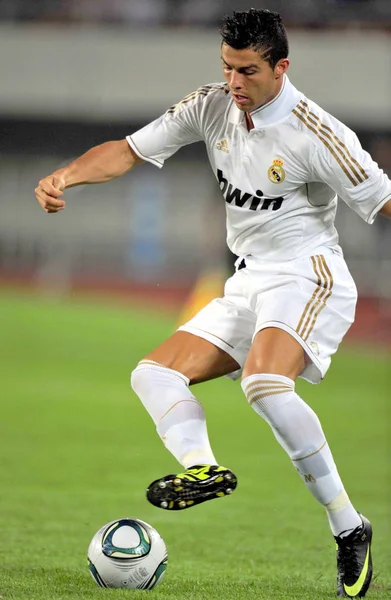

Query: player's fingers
38,177,64,198
44,201,65,212
47,202,65,212
35,188,66,212
43,201,66,213
45,206,64,214
35,186,65,204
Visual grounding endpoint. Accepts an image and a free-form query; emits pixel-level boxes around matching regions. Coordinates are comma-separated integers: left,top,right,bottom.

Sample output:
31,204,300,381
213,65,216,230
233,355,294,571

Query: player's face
221,44,289,113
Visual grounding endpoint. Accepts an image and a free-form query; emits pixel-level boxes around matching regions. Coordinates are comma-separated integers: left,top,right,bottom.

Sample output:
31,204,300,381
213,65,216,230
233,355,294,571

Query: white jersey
127,75,391,261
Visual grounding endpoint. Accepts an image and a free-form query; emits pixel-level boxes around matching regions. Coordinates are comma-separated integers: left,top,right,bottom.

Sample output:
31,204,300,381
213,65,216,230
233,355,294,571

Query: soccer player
35,9,391,597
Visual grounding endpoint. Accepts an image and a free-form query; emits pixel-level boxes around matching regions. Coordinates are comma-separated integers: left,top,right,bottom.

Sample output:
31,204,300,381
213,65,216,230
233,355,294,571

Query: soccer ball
87,518,168,590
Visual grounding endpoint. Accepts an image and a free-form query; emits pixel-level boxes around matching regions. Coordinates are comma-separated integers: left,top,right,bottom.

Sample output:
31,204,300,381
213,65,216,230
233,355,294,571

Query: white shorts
178,248,357,384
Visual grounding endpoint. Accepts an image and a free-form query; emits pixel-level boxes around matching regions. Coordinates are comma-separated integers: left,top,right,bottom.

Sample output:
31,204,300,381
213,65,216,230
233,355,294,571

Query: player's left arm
379,199,391,219
311,124,391,224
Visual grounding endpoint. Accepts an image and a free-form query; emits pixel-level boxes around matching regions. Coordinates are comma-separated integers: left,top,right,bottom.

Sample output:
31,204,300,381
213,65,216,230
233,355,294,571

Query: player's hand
35,174,66,213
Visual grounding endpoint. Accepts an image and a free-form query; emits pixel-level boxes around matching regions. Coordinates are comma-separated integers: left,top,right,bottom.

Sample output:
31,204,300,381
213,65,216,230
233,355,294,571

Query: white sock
242,373,362,536
131,361,217,468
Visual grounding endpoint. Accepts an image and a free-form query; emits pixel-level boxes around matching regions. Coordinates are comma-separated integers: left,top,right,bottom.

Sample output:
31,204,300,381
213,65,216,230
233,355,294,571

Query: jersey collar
228,75,302,129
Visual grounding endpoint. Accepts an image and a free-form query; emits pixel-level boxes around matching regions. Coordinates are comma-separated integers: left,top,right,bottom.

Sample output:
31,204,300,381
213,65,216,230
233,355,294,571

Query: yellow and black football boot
146,464,237,510
335,515,373,597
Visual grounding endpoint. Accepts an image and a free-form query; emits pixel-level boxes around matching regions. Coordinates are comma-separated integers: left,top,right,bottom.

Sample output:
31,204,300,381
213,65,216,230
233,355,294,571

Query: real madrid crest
268,158,285,184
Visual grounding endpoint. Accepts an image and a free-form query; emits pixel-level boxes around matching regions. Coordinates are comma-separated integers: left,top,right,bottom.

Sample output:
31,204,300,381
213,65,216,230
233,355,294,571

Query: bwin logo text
217,169,284,211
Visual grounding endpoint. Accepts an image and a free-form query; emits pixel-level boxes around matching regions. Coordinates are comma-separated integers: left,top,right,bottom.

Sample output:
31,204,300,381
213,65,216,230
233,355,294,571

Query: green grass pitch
1,290,389,600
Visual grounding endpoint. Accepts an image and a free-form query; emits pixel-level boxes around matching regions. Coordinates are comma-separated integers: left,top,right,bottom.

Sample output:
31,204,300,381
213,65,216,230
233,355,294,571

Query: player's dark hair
219,8,289,68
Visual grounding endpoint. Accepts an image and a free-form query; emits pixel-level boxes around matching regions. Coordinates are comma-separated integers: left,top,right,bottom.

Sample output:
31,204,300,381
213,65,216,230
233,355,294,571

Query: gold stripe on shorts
292,100,368,186
296,255,333,341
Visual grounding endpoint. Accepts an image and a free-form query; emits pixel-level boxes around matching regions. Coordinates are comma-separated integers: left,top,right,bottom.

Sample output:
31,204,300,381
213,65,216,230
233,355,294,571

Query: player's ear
274,58,289,78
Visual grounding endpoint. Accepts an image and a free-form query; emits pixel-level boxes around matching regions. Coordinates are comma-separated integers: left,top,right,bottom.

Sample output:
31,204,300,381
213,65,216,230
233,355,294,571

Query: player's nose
229,71,244,90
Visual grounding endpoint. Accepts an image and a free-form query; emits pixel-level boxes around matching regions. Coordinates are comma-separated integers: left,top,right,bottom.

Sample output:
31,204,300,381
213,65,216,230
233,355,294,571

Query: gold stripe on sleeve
296,101,368,184
300,112,364,184
298,101,368,182
293,101,368,186
292,108,357,186
166,85,227,114
320,123,368,182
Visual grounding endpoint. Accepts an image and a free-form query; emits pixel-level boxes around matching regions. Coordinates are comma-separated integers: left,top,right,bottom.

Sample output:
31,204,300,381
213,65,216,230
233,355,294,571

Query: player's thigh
242,327,306,381
143,331,240,385
242,250,357,384
143,292,257,385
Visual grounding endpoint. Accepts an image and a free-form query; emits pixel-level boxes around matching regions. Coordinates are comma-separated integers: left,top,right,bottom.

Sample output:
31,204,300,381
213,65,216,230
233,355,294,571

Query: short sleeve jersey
127,76,391,261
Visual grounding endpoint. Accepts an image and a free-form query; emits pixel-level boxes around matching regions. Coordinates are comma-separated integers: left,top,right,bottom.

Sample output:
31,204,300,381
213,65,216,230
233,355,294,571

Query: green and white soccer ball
87,518,168,590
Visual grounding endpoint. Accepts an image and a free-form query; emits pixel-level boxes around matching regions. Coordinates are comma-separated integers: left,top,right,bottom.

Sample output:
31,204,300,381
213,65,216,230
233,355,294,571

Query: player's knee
130,360,190,396
130,361,159,395
243,328,306,381
130,365,141,395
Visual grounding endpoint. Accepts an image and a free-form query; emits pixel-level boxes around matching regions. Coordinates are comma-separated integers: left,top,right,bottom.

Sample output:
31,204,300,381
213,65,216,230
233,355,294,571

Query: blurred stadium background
1,3,390,599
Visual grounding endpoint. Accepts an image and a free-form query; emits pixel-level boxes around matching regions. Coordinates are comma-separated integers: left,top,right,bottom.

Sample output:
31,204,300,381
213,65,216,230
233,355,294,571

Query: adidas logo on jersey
215,139,229,153
217,169,285,211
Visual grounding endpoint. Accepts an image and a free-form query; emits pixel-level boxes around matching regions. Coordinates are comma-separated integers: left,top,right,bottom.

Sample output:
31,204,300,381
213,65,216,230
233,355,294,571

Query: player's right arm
36,84,223,214
35,139,143,214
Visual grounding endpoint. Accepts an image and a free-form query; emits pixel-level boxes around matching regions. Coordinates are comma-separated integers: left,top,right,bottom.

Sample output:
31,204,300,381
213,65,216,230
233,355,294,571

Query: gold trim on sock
249,389,293,404
159,399,202,423
291,440,327,461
